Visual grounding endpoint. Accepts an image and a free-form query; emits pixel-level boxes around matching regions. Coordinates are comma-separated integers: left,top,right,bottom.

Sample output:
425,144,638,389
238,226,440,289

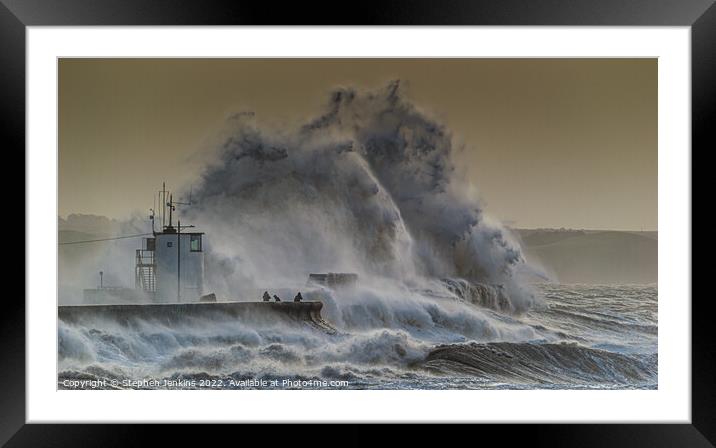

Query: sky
59,58,656,230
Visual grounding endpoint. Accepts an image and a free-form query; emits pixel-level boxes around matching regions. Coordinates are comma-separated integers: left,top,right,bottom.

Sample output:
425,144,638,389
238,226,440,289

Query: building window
167,242,173,247
190,234,202,252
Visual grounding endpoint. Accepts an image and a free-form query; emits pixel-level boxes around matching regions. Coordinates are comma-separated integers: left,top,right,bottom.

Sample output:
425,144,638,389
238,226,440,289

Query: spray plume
187,81,539,313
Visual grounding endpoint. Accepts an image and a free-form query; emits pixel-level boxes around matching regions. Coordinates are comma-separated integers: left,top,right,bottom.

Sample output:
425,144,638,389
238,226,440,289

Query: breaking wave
186,81,539,313
423,342,656,387
59,284,657,389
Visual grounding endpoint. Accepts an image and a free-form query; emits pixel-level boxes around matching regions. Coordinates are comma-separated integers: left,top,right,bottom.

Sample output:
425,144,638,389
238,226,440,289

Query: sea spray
187,81,539,313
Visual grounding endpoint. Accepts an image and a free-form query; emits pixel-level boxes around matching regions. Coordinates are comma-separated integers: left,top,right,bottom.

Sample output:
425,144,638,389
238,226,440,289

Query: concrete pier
58,301,336,334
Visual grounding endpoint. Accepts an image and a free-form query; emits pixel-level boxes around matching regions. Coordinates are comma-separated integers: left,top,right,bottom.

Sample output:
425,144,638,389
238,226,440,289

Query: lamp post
177,220,181,303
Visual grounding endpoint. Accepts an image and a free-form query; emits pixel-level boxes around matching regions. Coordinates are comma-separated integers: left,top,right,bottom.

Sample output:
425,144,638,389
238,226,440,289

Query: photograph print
57,58,657,390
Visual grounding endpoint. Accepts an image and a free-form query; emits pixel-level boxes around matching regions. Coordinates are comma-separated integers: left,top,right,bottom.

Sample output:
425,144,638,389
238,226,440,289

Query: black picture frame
6,0,711,445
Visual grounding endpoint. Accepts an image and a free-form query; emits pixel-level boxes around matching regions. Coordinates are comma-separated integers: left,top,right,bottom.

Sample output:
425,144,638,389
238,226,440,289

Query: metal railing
135,249,156,293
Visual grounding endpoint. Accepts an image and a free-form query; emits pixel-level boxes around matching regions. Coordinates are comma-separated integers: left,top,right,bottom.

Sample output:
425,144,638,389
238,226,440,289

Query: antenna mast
167,194,175,229
161,182,167,229
160,184,193,233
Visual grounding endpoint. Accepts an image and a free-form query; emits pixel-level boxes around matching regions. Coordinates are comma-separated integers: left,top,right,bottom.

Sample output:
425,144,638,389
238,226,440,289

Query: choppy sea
58,283,657,390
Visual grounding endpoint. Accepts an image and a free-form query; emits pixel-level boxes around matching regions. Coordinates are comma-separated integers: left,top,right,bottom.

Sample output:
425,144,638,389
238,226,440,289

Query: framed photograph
9,0,710,445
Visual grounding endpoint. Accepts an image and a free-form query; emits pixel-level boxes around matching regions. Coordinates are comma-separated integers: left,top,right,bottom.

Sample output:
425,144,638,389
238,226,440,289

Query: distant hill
59,229,103,243
58,216,148,303
514,228,657,284
57,215,657,286
59,214,121,236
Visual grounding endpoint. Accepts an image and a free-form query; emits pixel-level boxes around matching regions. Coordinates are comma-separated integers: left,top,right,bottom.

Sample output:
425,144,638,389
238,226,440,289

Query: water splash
188,81,539,313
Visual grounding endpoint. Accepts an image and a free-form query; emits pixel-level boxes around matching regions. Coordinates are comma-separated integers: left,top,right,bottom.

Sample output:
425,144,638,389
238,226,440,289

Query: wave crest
188,81,538,313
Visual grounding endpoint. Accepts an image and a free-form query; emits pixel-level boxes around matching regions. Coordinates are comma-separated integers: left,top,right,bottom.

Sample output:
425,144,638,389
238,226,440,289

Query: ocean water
58,283,657,390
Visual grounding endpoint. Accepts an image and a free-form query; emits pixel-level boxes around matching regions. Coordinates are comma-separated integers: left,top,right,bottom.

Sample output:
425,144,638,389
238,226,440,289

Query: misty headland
59,213,657,291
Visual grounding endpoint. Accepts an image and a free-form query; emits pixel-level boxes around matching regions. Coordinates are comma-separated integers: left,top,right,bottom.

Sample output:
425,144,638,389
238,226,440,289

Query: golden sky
59,58,656,230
